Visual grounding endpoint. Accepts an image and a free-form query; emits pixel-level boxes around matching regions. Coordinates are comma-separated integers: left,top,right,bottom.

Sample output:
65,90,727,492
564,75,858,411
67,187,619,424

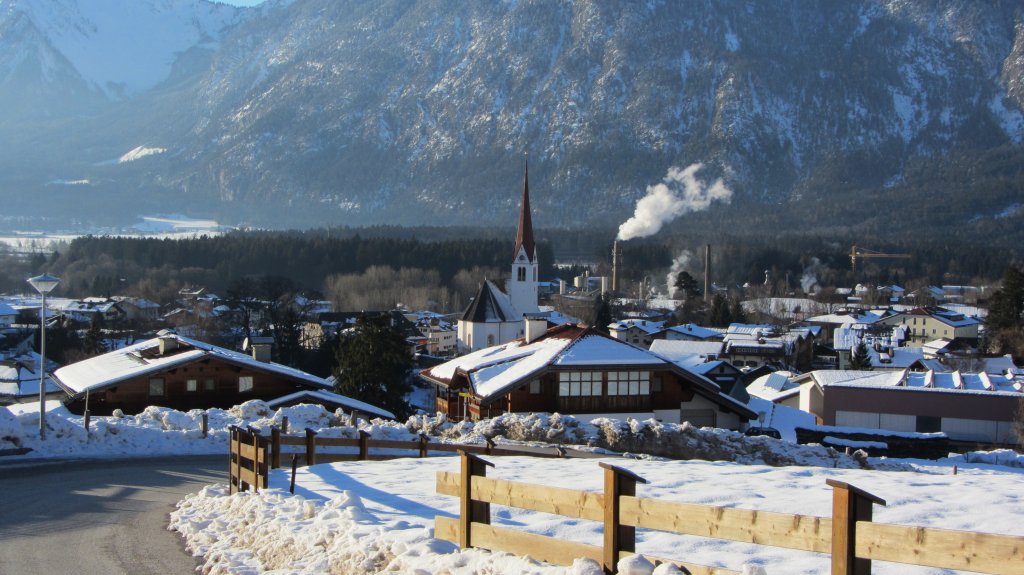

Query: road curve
0,455,225,575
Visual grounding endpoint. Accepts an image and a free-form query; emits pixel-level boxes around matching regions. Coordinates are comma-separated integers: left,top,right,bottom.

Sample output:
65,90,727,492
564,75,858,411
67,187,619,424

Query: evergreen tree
673,271,701,300
593,294,612,333
82,316,107,357
849,341,873,370
333,315,413,420
729,297,748,324
708,293,733,327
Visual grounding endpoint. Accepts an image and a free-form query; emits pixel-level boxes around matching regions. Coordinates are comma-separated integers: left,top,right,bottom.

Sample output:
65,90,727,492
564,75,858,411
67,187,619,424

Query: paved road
0,455,225,575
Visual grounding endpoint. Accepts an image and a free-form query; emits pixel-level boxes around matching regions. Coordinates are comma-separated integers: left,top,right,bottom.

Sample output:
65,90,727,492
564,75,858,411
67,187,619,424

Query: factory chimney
612,241,622,294
703,244,711,303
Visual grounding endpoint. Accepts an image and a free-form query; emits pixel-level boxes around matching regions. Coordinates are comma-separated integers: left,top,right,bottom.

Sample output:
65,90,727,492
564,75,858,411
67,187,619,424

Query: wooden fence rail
434,452,1024,575
228,425,573,493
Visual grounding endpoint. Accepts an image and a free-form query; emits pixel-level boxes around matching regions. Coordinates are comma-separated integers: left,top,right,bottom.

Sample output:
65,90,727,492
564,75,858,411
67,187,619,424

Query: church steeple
508,161,539,316
512,161,537,264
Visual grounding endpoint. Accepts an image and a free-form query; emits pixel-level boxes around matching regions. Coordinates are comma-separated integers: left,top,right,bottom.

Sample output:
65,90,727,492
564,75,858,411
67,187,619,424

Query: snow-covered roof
807,369,1024,397
265,390,394,420
460,280,517,323
0,352,61,398
53,333,331,395
0,303,17,317
649,340,724,362
746,371,801,402
607,319,665,335
554,333,667,367
833,323,906,351
805,310,880,325
661,323,722,340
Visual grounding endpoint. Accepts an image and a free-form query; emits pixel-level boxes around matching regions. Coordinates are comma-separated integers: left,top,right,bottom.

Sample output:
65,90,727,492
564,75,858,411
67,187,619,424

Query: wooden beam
459,451,494,549
620,495,832,553
828,479,885,575
436,517,602,567
856,522,1024,574
602,463,647,574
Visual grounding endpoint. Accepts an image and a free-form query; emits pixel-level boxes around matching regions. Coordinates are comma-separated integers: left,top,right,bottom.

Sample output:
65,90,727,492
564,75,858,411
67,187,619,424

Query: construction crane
849,245,911,274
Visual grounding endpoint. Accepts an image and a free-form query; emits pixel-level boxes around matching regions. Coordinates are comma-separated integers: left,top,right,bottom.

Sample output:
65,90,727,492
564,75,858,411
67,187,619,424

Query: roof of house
264,389,394,420
661,323,723,340
423,324,756,418
460,280,516,323
0,352,61,398
608,318,665,335
52,333,332,395
648,340,724,363
802,369,1024,397
746,371,801,402
0,303,17,317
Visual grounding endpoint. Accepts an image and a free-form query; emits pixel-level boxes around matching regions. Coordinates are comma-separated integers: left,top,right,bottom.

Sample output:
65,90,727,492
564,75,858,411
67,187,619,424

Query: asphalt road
0,455,225,575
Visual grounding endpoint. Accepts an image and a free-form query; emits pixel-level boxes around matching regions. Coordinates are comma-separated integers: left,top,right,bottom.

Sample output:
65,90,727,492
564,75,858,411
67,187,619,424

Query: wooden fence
228,426,269,494
435,451,1024,575
227,417,578,494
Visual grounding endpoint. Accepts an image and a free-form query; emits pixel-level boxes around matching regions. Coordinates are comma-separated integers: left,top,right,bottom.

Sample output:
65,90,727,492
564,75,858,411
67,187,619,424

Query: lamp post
28,273,60,440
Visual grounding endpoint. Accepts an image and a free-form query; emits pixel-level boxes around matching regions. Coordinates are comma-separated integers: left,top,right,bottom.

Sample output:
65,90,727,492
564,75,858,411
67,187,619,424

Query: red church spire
513,161,536,263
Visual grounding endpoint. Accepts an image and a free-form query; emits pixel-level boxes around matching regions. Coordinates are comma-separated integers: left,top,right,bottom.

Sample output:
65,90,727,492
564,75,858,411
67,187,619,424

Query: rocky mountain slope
1,0,1022,235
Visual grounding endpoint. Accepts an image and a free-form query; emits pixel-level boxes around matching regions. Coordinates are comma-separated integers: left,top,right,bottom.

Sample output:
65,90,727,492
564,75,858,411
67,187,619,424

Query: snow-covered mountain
1,0,1022,233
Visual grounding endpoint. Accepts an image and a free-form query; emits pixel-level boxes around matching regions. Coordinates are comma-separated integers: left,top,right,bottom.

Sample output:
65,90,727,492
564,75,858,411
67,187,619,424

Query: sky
212,0,266,6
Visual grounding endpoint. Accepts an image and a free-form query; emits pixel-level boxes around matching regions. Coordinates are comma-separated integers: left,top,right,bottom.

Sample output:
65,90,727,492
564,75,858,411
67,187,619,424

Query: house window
607,371,650,396
529,380,541,394
239,376,254,393
186,379,197,393
652,376,663,393
558,372,602,396
204,379,216,392
149,378,165,397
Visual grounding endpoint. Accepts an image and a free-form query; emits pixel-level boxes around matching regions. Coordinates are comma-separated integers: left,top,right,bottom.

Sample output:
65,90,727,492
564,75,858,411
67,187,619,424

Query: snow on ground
171,454,1024,575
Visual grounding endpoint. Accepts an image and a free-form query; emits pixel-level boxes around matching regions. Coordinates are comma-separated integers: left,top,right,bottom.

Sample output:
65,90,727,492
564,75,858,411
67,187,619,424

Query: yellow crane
849,245,911,274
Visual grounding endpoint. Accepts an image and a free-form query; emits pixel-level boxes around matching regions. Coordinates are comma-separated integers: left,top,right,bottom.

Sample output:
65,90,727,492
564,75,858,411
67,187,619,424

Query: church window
533,268,537,281
517,267,526,281
487,334,495,346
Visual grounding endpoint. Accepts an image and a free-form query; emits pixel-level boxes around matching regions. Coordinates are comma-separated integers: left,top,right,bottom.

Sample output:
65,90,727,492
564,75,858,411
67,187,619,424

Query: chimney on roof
524,317,547,343
244,336,274,362
158,335,178,356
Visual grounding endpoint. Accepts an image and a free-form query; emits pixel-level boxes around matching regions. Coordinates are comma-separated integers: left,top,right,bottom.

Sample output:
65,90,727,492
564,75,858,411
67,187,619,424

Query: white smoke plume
801,257,825,293
666,251,694,298
617,163,732,241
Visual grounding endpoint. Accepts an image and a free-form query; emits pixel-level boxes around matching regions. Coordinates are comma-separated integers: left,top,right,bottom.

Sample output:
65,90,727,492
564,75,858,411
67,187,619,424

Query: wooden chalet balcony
556,394,651,413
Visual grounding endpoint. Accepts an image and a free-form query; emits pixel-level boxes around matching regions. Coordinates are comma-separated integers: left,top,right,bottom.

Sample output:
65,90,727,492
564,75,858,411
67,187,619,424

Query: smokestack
704,244,711,303
612,241,622,294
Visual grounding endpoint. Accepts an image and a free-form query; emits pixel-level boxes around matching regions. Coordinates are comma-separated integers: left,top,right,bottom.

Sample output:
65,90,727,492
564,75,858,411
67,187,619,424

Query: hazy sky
213,0,266,6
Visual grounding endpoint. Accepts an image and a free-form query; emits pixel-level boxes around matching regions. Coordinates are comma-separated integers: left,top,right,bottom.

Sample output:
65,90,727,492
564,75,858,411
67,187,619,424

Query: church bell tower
508,163,540,316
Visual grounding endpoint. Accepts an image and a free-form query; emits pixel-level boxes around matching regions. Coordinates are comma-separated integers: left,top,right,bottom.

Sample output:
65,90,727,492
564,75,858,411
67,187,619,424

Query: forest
0,225,1017,312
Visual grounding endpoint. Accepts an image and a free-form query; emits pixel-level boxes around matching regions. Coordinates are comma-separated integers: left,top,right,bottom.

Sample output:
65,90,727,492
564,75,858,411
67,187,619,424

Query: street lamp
27,273,60,440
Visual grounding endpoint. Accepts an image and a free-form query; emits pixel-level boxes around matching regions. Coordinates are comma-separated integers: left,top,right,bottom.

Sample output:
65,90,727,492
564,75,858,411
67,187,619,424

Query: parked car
744,426,782,439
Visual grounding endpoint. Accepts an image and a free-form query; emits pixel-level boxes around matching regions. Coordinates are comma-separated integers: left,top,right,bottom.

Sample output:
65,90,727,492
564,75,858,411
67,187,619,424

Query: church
456,166,543,353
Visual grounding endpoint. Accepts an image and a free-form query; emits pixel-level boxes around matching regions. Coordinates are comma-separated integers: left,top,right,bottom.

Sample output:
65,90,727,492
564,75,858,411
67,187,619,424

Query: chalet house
111,296,161,322
0,352,62,405
51,332,385,416
874,307,980,347
721,324,817,372
62,298,126,326
421,322,756,429
833,323,920,369
795,369,1023,445
608,318,665,347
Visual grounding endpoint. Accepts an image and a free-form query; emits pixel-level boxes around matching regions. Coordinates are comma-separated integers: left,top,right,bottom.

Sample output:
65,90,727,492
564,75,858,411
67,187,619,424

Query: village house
608,318,665,347
795,369,1023,445
51,331,390,417
720,324,818,372
111,296,161,322
874,306,980,347
0,302,17,328
0,352,62,405
655,323,723,342
422,320,756,429
61,297,126,326
300,310,420,350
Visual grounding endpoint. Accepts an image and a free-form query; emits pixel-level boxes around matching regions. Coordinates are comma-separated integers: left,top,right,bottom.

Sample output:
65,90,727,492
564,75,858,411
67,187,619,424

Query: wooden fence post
271,427,281,469
485,437,495,455
305,428,317,466
247,427,267,492
828,479,886,575
228,426,238,494
83,410,90,434
419,433,430,458
201,411,209,438
281,415,289,434
601,462,648,574
458,450,495,549
359,430,370,460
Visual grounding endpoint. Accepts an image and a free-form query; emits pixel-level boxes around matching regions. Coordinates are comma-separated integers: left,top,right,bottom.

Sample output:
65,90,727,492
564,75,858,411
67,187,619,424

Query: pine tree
729,297,748,324
593,294,613,333
82,316,107,357
708,293,733,327
673,271,701,300
333,315,413,420
849,341,873,370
